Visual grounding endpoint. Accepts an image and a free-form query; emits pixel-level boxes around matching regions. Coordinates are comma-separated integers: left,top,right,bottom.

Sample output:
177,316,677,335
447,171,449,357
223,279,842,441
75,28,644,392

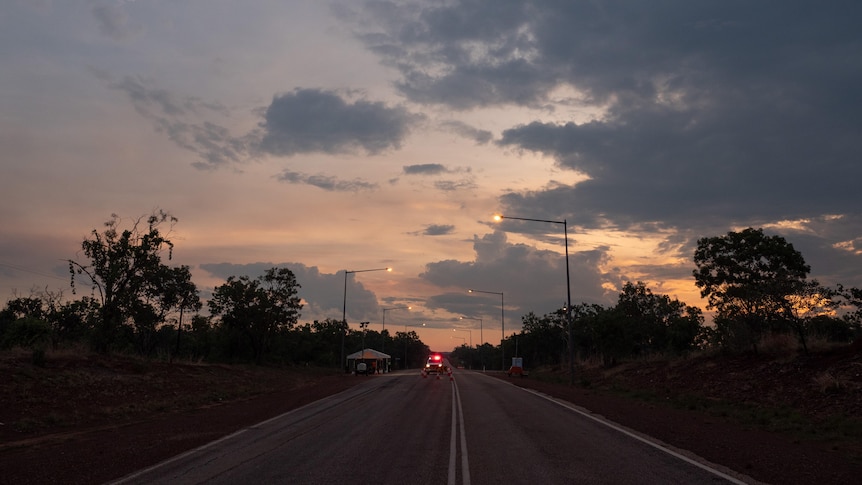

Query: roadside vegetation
2,212,861,371
2,211,429,369
2,212,861,444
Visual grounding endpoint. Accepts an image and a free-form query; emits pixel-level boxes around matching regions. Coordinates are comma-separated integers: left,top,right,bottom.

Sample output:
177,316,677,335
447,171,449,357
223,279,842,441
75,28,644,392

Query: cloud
91,3,139,40
403,163,446,175
197,231,620,333
346,1,862,292
101,73,248,170
439,120,493,144
101,76,421,169
434,179,477,192
275,169,378,192
402,163,476,191
423,224,455,236
419,231,616,320
257,89,419,156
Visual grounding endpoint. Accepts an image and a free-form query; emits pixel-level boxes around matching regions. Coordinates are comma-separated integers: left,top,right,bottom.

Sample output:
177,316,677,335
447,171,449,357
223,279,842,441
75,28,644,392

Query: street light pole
453,328,472,347
359,321,369,351
495,214,574,385
460,316,484,370
341,267,391,372
459,316,483,346
381,305,410,354
468,289,504,371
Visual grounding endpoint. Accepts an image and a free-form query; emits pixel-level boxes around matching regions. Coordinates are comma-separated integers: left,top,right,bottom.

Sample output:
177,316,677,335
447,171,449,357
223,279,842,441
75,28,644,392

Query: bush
1,317,51,350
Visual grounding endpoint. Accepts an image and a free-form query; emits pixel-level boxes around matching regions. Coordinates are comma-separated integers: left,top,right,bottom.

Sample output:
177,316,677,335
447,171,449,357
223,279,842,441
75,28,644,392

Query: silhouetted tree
68,211,180,353
616,282,704,355
693,228,810,353
208,267,302,364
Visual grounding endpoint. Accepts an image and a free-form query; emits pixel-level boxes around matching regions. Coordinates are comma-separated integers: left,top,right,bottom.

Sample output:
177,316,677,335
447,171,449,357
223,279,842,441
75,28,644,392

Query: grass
601,382,862,446
524,349,862,453
1,350,345,435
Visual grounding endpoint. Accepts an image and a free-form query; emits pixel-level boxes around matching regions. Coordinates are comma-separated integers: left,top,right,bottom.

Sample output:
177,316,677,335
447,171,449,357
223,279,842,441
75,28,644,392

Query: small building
346,348,392,374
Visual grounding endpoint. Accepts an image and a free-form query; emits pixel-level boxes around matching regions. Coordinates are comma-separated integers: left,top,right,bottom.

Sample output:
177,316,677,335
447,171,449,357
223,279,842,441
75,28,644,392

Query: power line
0,260,69,282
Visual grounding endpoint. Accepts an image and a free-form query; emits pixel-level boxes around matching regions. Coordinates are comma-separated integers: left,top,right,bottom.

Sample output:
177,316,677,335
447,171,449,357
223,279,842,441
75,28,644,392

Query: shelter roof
346,348,391,359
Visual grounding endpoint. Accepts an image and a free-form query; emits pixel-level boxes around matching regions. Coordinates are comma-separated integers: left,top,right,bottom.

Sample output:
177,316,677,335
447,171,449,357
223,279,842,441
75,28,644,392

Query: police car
424,353,446,375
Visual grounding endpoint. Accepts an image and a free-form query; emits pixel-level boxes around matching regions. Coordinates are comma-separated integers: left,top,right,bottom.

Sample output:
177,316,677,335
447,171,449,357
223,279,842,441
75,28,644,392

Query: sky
2,0,862,353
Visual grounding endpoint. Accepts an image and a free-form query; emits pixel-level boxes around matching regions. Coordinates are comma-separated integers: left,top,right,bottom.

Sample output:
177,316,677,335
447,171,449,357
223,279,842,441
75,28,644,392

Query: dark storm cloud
353,0,553,108
276,170,378,192
351,0,862,289
257,89,419,156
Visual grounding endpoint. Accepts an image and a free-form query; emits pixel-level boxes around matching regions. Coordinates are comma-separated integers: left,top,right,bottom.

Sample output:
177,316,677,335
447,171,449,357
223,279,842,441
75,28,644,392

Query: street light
468,289,504,371
359,321,370,352
381,305,411,354
453,328,472,347
460,316,484,370
341,267,392,371
459,316,483,345
495,213,574,385
451,335,466,347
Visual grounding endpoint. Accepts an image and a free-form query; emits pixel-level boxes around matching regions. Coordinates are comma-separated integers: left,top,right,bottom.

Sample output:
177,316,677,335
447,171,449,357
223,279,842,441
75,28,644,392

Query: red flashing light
432,355,442,361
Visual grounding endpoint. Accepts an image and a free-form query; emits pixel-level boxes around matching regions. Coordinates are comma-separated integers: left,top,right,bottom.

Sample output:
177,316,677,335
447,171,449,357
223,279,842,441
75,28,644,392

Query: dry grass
813,371,847,394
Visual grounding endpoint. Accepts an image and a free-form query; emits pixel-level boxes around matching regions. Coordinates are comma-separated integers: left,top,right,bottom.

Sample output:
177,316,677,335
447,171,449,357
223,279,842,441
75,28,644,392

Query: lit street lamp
468,289,504,371
495,213,574,385
381,305,411,354
341,267,391,371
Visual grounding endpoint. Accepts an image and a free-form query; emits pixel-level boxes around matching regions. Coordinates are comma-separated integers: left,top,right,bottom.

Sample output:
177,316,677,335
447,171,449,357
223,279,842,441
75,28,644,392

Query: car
424,353,446,375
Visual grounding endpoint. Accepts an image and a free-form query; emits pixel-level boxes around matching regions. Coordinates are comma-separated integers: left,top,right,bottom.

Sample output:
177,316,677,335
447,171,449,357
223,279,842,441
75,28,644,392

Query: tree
517,310,567,366
154,265,201,361
208,267,302,364
832,284,862,341
393,330,428,369
693,228,810,353
69,211,180,353
836,285,862,328
783,280,837,353
1,291,99,350
616,282,705,355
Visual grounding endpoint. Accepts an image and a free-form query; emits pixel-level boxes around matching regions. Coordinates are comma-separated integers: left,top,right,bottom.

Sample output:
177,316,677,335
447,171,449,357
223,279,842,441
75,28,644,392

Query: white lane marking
448,374,471,485
454,379,471,485
449,379,457,485
518,386,748,485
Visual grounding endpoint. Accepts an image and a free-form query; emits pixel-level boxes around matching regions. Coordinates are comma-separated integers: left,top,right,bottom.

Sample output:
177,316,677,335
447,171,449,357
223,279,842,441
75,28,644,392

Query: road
112,368,752,484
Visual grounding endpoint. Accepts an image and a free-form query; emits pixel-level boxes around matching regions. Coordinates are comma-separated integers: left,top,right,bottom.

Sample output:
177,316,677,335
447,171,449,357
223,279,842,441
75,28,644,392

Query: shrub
1,317,51,350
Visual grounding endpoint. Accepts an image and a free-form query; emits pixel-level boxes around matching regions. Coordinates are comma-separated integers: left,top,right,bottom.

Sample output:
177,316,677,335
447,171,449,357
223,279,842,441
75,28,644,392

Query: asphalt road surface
112,368,754,484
